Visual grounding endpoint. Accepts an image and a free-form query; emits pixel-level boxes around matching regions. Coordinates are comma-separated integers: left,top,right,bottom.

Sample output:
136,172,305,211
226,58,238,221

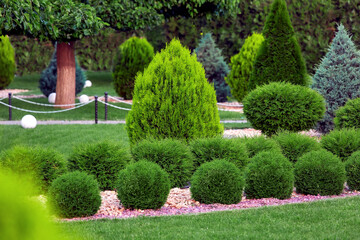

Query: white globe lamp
79,94,89,103
84,80,92,88
48,93,56,104
21,115,37,129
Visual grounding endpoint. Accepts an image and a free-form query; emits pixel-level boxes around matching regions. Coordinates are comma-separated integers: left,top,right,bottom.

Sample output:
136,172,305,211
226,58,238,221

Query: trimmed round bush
243,136,282,158
0,35,16,90
244,151,294,199
0,145,66,193
335,98,360,129
345,151,360,191
126,39,223,145
112,36,154,100
243,82,325,136
294,150,346,195
273,131,321,163
67,141,132,190
48,171,101,218
189,136,248,172
0,171,61,240
191,160,244,204
131,138,193,188
321,128,360,162
39,46,86,97
117,161,170,210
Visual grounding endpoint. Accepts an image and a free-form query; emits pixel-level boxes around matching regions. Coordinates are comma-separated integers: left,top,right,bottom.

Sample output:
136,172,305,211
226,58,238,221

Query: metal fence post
8,93,12,120
95,95,98,124
104,92,108,121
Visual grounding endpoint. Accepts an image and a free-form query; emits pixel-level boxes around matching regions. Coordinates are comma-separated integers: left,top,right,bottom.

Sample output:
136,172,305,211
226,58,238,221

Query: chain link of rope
0,100,94,114
12,96,89,107
97,100,131,111
107,95,133,105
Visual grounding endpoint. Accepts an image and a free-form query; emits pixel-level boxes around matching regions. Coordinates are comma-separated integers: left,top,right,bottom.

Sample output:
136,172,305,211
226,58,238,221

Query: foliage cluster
334,98,360,129
0,35,16,89
243,136,282,158
116,160,170,210
345,151,360,191
67,141,132,190
191,160,244,204
294,150,346,196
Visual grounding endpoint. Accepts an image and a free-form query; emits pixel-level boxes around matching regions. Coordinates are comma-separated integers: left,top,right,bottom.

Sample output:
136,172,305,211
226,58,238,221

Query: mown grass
58,196,360,240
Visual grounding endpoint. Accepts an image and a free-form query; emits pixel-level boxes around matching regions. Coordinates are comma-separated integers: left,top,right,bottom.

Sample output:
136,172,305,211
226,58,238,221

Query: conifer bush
112,36,154,100
334,98,360,129
312,24,360,133
345,151,360,191
116,161,170,210
226,33,264,102
248,0,308,90
0,35,16,89
273,131,321,164
243,136,282,158
0,145,66,194
244,151,294,199
189,136,248,172
294,150,346,196
48,171,101,218
131,138,193,188
67,141,132,190
243,82,325,136
195,33,230,102
126,39,223,144
320,128,360,162
39,47,86,97
191,160,244,204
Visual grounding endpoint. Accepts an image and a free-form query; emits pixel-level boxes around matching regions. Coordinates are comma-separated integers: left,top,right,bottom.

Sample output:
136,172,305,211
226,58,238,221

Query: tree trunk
55,42,76,109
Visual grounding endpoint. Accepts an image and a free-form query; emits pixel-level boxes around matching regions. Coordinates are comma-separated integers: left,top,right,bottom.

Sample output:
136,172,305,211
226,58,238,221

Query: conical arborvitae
126,39,224,145
39,47,86,97
226,33,264,102
312,24,360,133
0,36,16,90
195,33,230,102
248,0,308,90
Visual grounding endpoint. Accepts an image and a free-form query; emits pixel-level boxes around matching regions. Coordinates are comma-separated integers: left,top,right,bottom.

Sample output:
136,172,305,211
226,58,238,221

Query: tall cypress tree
248,0,308,90
312,24,360,133
195,33,230,102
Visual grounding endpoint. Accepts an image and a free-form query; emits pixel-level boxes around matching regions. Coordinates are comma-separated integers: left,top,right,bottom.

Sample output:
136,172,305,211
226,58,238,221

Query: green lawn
58,196,360,240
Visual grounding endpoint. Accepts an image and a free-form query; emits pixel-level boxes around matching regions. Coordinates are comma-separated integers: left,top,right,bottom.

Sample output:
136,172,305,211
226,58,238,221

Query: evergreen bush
112,36,154,100
244,151,294,199
334,98,360,129
243,136,282,158
116,161,170,210
189,136,248,172
311,24,360,134
294,150,346,195
345,151,360,191
39,46,86,97
126,39,223,144
273,131,321,164
0,145,66,194
225,33,264,102
248,0,308,91
48,171,101,218
67,141,132,190
0,35,16,89
191,160,244,204
243,82,325,136
195,33,230,102
320,128,360,162
131,138,193,188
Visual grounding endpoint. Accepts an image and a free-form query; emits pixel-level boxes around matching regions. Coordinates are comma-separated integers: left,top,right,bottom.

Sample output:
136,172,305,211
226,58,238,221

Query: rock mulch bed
61,188,360,221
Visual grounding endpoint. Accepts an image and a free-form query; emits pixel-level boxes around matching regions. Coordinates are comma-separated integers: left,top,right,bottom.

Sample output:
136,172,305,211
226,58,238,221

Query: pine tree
39,46,86,97
195,33,230,102
312,24,360,133
248,0,308,90
226,33,264,102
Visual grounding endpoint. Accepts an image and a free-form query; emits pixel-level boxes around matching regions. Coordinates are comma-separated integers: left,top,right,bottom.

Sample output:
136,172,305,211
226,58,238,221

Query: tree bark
55,42,76,109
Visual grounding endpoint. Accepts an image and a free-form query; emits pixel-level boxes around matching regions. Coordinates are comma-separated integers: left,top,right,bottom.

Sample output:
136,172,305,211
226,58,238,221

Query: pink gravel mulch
61,188,360,221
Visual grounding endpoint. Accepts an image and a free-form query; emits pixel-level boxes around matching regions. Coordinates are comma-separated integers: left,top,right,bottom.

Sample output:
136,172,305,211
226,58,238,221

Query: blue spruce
312,24,360,133
195,33,230,102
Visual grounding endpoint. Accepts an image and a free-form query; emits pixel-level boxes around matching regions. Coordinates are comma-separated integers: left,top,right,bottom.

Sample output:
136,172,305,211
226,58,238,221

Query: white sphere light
21,115,37,129
84,80,92,88
79,94,89,103
48,93,56,104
